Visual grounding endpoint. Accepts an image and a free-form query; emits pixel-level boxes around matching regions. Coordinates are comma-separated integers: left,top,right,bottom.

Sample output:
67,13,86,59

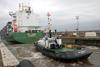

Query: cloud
0,0,100,31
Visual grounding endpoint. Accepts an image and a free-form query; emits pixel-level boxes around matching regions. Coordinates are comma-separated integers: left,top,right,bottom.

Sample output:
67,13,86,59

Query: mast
47,12,52,38
75,16,79,37
47,12,52,31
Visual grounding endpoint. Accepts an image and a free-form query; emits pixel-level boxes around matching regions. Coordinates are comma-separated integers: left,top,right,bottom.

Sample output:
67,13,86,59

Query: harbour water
7,44,100,67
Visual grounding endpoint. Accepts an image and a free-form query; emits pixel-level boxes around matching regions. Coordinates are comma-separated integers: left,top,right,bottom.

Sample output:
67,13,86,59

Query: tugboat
34,13,92,61
0,3,44,44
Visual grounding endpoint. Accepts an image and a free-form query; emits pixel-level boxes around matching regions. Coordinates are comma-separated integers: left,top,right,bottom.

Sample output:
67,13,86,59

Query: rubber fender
17,60,35,67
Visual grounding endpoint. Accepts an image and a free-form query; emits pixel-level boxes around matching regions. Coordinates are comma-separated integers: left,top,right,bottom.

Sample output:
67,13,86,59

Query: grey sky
0,0,100,31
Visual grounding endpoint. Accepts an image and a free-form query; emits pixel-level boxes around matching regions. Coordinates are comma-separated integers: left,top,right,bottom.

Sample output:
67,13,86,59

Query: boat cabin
38,36,62,49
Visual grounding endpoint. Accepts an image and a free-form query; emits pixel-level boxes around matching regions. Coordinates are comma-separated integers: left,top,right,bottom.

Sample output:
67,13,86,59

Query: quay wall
62,37,100,47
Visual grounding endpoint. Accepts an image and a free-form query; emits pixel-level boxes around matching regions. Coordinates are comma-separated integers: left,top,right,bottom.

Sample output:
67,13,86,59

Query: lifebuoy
12,22,17,32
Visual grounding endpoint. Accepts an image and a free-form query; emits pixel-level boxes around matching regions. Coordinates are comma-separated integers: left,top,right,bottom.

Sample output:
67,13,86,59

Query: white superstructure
9,3,41,32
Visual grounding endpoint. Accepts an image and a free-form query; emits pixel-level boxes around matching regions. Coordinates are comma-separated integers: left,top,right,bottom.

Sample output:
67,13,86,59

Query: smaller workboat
35,13,92,61
34,30,92,61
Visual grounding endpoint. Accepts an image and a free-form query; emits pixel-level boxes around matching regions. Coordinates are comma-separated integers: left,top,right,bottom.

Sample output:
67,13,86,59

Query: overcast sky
0,0,100,31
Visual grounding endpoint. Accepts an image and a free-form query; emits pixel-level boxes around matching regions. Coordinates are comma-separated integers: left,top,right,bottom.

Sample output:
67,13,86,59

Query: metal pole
76,16,79,37
47,12,52,38
47,12,51,31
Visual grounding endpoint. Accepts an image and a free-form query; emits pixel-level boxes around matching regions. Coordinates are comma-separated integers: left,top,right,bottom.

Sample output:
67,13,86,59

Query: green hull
6,32,44,44
35,44,92,61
